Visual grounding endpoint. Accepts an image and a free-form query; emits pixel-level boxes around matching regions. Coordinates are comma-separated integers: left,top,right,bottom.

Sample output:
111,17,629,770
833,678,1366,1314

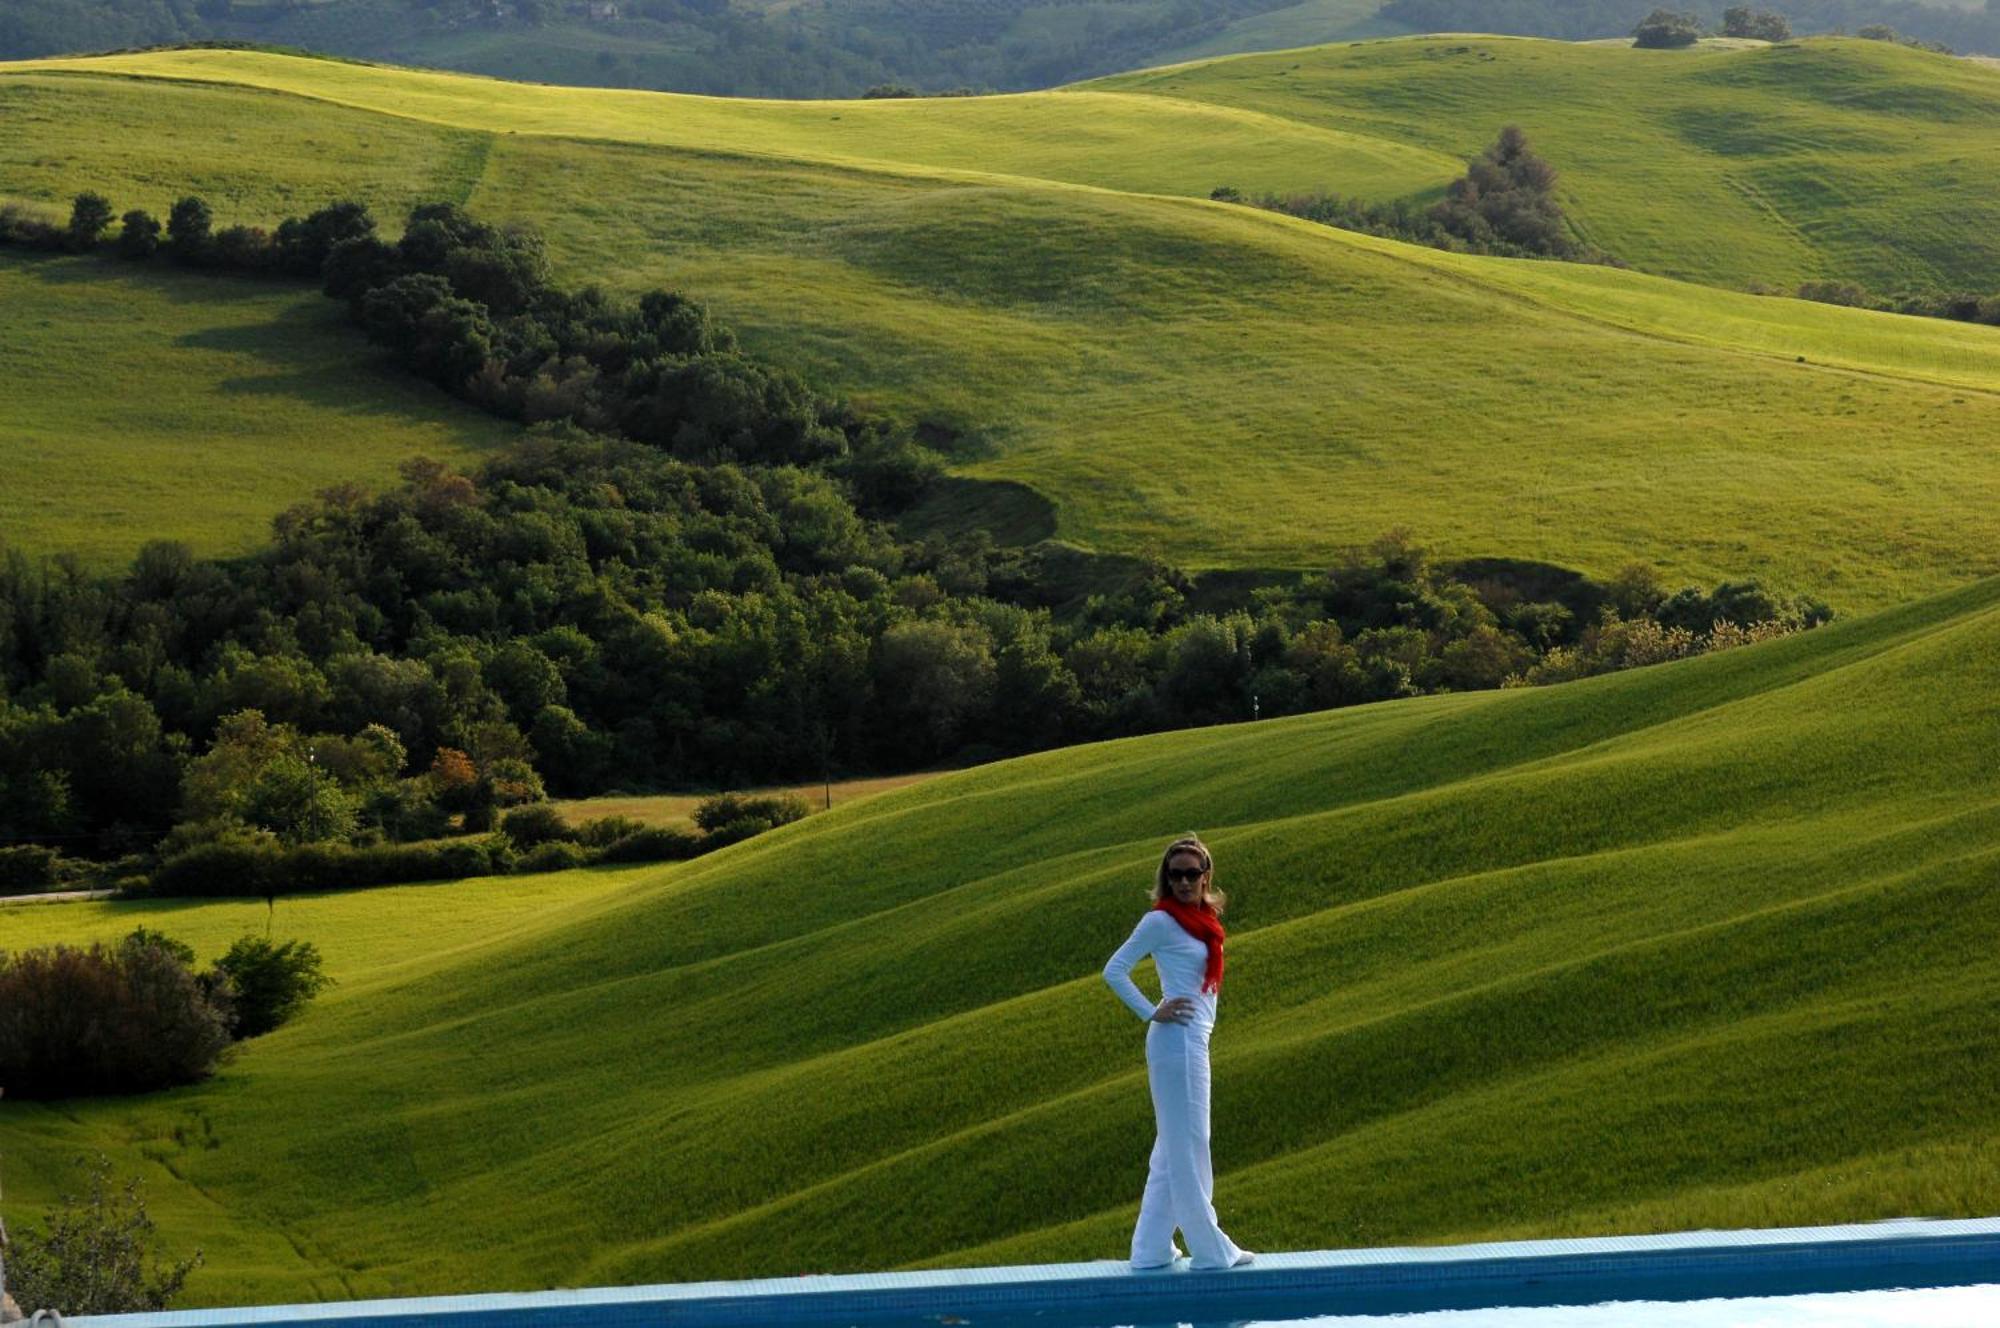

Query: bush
0,843,61,892
500,802,577,849
594,825,705,863
1633,8,1701,47
3,1153,203,1314
0,938,234,1096
513,839,592,873
692,791,811,834
211,935,332,1038
68,192,114,251
117,208,162,259
572,814,647,848
146,837,504,898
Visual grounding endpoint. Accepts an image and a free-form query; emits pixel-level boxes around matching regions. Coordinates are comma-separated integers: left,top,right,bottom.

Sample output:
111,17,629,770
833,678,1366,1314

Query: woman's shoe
1231,1250,1257,1267
1131,1243,1187,1270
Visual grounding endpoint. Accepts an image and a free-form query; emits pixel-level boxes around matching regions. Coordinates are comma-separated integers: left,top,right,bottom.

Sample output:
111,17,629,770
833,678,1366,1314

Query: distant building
585,0,621,19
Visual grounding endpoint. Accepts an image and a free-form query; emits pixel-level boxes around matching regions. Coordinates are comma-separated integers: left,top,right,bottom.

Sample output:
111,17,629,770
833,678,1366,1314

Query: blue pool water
67,1217,2000,1328
884,1282,2000,1328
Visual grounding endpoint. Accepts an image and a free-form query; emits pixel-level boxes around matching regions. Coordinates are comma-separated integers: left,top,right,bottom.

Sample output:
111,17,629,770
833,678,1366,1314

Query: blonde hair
1152,833,1227,915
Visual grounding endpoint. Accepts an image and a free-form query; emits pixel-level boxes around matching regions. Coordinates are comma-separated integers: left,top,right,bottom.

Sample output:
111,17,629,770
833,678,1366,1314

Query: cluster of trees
1220,126,1618,264
1375,1,2000,55
0,927,330,1096
1632,6,1787,44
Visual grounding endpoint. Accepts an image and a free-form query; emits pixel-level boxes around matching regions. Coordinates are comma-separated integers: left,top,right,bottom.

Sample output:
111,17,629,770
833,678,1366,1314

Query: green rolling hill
7,41,2000,608
4,570,1997,1306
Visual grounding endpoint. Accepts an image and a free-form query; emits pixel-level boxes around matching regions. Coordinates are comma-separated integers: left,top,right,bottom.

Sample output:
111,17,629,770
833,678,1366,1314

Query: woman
1102,833,1257,1271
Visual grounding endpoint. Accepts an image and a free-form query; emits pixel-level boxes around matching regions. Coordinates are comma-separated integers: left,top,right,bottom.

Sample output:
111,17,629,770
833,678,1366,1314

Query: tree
117,208,162,259
165,195,212,264
210,934,332,1038
1723,6,1791,40
1428,125,1575,257
3,1154,202,1314
66,192,113,251
1632,8,1702,47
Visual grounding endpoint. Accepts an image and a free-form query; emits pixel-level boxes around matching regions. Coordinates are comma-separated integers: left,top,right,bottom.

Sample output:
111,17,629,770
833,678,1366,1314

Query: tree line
0,191,1832,892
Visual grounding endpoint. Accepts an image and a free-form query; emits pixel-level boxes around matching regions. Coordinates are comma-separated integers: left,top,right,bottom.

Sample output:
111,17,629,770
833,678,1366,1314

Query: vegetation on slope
2,573,1996,1305
8,47,2000,613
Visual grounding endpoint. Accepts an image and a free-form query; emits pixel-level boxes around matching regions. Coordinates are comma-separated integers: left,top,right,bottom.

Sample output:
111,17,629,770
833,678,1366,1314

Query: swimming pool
66,1215,2000,1328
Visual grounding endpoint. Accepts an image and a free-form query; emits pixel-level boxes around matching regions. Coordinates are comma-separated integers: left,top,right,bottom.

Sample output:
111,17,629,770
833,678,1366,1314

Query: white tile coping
66,1215,2000,1327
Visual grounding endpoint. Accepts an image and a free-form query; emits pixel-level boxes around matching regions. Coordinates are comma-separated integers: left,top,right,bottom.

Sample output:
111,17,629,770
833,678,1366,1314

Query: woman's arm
1102,912,1163,1023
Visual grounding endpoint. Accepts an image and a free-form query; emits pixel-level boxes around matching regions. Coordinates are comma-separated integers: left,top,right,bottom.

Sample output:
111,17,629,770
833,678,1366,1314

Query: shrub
513,838,592,873
146,837,504,898
147,840,277,897
500,803,577,849
572,814,647,848
165,195,213,264
68,192,114,251
3,1154,203,1314
117,208,162,259
693,791,811,834
0,938,234,1096
211,935,332,1037
594,825,705,863
0,843,61,892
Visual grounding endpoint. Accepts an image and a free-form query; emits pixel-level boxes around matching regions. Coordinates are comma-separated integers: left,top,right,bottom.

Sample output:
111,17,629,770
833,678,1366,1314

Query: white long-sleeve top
1102,908,1219,1028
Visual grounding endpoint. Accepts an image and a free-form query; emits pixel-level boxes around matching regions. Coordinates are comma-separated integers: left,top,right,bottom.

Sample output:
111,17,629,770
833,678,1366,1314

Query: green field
9,41,2000,605
0,250,517,564
5,572,1997,1305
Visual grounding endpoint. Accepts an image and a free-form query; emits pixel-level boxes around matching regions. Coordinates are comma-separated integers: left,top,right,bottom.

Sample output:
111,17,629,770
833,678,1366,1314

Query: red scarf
1153,895,1225,994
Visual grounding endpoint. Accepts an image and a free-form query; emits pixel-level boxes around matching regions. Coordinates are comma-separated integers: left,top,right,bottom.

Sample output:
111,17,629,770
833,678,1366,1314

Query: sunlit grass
3,576,1998,1305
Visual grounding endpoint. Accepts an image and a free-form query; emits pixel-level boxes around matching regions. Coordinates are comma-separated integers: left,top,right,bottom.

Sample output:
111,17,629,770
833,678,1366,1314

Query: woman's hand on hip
1151,996,1196,1024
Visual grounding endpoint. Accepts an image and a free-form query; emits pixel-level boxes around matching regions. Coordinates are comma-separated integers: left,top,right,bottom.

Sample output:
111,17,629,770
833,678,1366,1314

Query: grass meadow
3,574,1998,1305
0,250,517,565
7,42,2000,605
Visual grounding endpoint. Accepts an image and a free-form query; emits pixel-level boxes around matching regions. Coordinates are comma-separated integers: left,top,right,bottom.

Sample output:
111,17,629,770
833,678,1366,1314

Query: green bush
573,814,647,848
500,803,577,849
0,843,61,892
692,791,810,834
211,935,333,1038
147,837,506,898
595,825,705,863
513,839,592,873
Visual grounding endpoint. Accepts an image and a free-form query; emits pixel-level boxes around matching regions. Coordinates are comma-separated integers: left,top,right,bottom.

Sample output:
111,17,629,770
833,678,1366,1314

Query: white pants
1130,1017,1245,1270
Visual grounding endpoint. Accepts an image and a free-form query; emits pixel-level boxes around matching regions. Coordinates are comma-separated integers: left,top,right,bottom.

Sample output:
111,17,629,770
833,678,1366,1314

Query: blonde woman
1102,833,1256,1271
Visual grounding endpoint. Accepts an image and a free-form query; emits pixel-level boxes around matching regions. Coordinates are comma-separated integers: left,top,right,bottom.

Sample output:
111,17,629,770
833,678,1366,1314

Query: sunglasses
1166,867,1206,883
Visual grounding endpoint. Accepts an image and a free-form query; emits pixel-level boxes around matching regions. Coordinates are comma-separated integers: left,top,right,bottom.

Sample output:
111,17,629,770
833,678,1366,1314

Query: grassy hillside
0,250,517,565
1092,34,2000,291
4,573,1997,1306
9,44,2000,605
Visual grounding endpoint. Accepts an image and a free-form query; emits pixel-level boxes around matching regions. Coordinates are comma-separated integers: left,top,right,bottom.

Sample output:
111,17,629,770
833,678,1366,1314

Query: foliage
2,1154,202,1314
1722,7,1791,41
210,934,333,1038
691,790,811,834
0,934,234,1095
1633,8,1703,48
1241,126,1615,264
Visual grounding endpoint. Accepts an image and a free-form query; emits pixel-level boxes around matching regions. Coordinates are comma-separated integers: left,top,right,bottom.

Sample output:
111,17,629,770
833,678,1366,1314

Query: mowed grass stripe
3,576,1997,1303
